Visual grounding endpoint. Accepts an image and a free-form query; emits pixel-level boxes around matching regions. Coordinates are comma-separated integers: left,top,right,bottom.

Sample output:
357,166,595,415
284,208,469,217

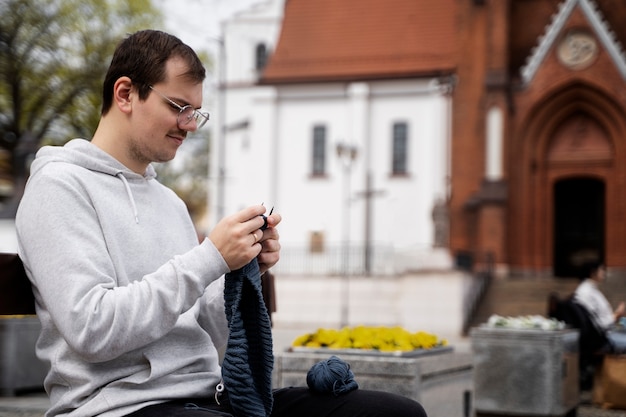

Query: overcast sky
158,0,261,53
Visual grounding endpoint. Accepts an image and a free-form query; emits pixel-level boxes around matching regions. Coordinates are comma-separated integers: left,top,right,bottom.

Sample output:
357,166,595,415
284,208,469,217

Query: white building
211,0,456,276
208,0,284,227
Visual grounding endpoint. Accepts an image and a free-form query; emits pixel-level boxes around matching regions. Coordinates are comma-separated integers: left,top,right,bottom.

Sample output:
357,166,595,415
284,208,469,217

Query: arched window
255,43,268,71
486,106,503,180
311,125,327,176
392,122,409,175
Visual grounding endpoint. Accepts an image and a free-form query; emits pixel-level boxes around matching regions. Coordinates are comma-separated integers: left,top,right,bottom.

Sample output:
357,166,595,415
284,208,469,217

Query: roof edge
520,0,626,84
259,69,457,86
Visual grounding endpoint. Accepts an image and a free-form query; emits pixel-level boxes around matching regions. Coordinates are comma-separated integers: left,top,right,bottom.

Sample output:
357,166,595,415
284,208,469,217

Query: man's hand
257,211,281,274
615,301,625,321
209,205,268,271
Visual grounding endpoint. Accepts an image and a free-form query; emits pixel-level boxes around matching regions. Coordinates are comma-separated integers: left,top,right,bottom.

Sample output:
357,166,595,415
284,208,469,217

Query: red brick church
450,0,626,278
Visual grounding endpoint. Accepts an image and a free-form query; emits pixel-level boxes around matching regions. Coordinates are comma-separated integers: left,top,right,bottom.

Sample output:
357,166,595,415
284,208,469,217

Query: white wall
272,270,471,342
221,79,452,274
222,0,285,84
209,0,284,227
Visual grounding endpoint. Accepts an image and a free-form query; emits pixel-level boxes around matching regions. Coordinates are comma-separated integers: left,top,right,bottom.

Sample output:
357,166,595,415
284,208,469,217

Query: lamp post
336,142,358,328
214,35,227,221
204,34,227,225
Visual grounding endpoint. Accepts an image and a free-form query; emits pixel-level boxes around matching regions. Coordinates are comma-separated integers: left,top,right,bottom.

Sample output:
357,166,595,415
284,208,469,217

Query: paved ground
0,393,48,417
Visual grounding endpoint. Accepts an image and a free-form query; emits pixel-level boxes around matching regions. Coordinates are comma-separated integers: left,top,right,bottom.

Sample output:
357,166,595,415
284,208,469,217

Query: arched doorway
553,177,604,278
510,84,626,275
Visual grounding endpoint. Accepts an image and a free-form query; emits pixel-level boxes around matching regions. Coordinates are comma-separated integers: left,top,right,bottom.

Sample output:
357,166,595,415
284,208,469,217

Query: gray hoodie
16,139,230,417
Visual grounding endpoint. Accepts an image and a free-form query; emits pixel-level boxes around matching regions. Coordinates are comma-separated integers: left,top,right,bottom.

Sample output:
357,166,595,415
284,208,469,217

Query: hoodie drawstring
116,173,139,224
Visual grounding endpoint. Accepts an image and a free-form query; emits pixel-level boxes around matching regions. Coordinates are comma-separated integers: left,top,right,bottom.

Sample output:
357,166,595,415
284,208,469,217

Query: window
312,125,326,176
392,122,409,175
255,43,268,71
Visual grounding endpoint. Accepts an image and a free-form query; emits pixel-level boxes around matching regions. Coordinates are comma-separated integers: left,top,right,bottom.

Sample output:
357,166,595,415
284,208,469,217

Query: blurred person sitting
574,261,626,353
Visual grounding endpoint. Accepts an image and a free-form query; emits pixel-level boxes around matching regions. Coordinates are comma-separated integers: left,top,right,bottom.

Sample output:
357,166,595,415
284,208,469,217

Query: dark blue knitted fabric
222,259,274,417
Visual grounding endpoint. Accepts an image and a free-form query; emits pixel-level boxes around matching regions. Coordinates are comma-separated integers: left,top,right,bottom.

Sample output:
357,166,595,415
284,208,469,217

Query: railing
461,252,494,335
270,244,396,276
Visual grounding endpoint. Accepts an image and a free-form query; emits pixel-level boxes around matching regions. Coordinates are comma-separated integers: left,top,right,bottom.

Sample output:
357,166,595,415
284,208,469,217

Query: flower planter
274,347,472,417
470,327,579,417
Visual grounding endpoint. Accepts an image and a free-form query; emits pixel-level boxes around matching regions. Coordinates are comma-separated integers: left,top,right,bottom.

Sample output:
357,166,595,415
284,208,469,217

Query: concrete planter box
0,316,47,396
274,347,472,417
470,327,579,417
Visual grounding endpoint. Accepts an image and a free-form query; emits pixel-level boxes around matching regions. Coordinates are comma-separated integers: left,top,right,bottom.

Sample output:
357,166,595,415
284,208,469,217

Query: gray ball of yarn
306,355,359,396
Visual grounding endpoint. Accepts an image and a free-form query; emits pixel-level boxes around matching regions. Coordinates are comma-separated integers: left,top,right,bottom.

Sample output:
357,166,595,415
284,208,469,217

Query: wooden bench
0,253,46,396
0,253,36,315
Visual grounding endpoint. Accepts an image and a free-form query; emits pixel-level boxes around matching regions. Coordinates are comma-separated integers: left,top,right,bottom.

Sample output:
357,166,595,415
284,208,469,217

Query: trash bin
0,254,47,396
470,327,579,417
0,316,47,396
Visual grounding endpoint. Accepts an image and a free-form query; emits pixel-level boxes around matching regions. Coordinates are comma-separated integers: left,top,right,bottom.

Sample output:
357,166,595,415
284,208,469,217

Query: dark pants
125,387,428,417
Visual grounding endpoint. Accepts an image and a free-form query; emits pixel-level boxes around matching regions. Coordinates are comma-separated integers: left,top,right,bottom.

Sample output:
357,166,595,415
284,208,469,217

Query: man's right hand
209,205,267,271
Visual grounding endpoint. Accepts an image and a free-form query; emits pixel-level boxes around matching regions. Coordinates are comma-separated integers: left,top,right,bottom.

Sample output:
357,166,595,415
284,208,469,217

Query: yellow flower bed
292,325,447,352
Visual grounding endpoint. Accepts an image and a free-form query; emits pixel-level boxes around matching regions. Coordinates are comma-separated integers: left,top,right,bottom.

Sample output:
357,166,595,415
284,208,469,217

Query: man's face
128,57,204,169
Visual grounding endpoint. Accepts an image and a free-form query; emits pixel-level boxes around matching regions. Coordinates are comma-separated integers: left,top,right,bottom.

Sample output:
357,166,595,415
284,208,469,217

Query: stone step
470,276,626,329
470,278,579,327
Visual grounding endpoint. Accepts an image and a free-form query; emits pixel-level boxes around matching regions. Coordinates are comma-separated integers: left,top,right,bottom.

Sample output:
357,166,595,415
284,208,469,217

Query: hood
30,138,157,224
30,138,157,180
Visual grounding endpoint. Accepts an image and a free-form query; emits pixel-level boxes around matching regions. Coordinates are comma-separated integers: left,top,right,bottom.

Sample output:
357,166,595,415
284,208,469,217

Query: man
574,262,626,353
16,30,427,417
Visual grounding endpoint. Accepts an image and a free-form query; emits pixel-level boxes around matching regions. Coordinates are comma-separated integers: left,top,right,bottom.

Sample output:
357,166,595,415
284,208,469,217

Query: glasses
149,86,210,129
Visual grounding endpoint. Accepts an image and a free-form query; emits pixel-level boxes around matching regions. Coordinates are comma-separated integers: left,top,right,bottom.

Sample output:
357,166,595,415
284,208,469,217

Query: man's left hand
257,212,281,274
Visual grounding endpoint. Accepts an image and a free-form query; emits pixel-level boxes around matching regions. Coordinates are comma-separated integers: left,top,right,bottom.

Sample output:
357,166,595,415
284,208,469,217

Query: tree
154,133,210,234
0,0,162,213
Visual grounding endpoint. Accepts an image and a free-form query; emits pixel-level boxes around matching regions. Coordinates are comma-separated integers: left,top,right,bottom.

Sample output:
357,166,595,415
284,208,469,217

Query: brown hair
579,260,603,281
101,30,206,114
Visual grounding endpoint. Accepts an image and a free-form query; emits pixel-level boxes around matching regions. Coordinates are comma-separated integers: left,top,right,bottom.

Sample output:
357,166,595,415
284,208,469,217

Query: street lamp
214,36,226,221
203,34,227,225
336,142,358,328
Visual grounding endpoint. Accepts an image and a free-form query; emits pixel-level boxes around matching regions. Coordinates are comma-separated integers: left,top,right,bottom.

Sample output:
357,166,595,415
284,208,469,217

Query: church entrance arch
547,112,611,278
511,84,626,276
